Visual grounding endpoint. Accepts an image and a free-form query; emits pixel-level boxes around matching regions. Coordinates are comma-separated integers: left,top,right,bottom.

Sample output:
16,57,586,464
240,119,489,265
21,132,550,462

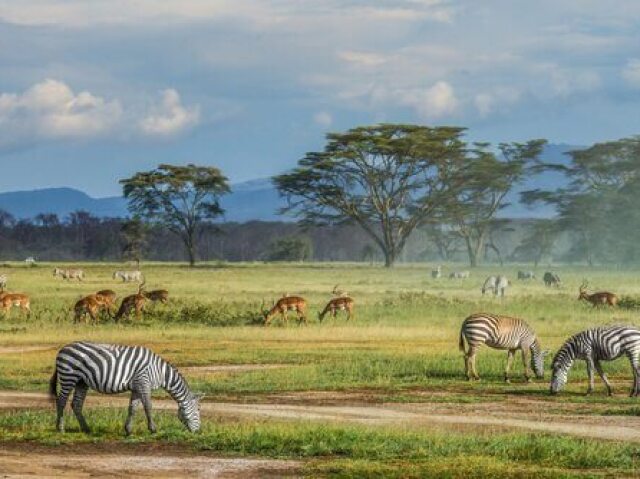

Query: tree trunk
183,235,197,266
383,248,395,267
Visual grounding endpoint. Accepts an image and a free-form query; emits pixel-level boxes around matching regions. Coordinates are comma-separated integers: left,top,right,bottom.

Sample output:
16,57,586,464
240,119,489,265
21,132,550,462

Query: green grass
1,261,640,476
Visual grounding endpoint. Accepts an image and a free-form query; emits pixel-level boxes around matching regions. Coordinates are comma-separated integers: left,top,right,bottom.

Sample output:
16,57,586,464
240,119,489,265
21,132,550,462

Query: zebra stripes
113,270,144,282
482,275,509,297
49,341,201,435
550,326,640,396
459,313,548,382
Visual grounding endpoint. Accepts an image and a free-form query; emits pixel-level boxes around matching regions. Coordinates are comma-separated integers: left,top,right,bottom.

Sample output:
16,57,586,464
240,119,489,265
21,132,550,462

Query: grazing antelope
0,292,31,315
114,283,147,322
113,270,144,283
264,296,307,325
144,289,169,304
96,289,117,314
53,268,84,281
74,294,112,324
543,272,561,287
459,313,549,382
431,266,442,279
318,296,355,322
449,271,470,279
578,282,617,307
517,270,535,280
0,274,7,291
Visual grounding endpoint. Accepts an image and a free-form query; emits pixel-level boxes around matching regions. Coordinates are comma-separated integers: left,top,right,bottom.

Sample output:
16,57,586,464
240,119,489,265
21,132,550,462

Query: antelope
263,296,307,326
318,296,354,322
578,282,617,307
0,292,31,315
96,289,117,315
543,272,561,287
53,268,84,281
449,271,470,279
144,289,169,304
74,294,112,324
114,282,147,322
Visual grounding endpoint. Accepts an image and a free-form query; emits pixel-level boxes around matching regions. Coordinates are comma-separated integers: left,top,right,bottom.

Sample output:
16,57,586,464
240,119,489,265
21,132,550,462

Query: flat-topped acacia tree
273,124,469,267
120,164,229,266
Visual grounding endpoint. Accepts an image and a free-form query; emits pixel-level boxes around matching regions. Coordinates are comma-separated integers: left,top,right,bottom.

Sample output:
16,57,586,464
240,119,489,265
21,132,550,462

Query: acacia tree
273,124,469,267
447,140,546,267
120,164,230,266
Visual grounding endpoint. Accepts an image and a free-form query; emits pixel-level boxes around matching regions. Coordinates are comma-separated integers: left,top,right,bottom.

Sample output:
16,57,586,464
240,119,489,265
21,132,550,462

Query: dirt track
1,390,639,443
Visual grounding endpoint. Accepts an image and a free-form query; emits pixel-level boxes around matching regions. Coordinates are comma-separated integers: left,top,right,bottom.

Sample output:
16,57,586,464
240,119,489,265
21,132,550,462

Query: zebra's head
532,349,550,379
550,346,574,394
178,393,203,432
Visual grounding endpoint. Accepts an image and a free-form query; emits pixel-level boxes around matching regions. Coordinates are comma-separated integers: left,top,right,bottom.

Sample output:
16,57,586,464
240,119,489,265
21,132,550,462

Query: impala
144,289,169,304
318,296,354,322
74,294,112,324
114,283,147,322
0,292,31,315
578,282,617,307
264,295,307,325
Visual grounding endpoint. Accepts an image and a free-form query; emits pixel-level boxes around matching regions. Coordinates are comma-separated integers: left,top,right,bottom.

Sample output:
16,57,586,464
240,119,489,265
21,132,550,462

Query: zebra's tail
49,369,58,401
458,327,466,353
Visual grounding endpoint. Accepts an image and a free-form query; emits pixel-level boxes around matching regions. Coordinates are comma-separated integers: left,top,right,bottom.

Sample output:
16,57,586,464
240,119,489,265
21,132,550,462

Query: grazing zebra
550,326,640,396
49,341,202,435
482,275,509,296
0,274,7,291
53,268,84,281
517,270,535,280
543,272,561,287
431,266,441,279
113,270,144,283
459,313,548,382
449,270,470,279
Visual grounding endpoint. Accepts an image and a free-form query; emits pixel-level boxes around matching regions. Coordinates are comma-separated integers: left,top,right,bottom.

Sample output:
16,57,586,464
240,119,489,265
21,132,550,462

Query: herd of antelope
263,285,355,326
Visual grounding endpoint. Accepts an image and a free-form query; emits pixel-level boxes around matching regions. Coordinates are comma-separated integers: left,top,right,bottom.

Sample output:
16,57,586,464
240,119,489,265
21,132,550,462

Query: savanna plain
0,262,639,478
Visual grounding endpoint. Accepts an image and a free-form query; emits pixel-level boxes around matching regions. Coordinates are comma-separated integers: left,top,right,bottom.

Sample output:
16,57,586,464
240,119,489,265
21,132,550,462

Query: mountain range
0,144,578,222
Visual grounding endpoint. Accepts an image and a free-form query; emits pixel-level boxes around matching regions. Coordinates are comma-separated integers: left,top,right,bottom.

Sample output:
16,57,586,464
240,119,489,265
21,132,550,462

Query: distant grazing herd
0,264,635,437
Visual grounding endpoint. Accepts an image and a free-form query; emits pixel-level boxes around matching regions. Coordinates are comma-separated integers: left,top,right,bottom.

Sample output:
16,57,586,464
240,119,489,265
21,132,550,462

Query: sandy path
0,450,300,478
1,391,639,442
0,345,55,354
183,364,287,374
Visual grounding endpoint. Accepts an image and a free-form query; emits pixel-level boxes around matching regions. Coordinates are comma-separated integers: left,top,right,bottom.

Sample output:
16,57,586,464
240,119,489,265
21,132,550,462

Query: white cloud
139,89,200,137
474,93,493,117
0,79,121,146
622,59,640,87
338,51,388,68
313,111,333,128
398,81,458,119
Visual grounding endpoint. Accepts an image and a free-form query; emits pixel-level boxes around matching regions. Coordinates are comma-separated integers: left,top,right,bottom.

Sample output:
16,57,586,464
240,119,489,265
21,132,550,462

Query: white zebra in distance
49,341,202,435
0,274,7,291
113,270,144,283
482,275,509,297
550,326,640,396
431,266,441,279
459,313,549,382
449,270,470,279
517,270,535,280
53,268,84,281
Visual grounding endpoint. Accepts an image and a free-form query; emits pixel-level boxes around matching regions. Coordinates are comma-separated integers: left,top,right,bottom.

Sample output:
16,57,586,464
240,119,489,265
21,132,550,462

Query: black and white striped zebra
459,313,549,382
49,341,202,435
550,326,640,396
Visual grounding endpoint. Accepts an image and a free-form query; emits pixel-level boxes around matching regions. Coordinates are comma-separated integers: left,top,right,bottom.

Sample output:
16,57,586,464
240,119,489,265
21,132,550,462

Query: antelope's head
578,281,589,300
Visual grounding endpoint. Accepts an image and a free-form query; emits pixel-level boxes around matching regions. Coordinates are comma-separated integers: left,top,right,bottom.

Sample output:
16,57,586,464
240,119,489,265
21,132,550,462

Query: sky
0,0,639,197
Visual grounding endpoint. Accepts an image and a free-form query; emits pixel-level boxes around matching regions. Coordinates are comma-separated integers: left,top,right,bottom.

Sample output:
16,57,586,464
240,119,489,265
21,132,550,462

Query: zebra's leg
521,349,532,382
124,392,141,436
55,386,73,432
140,392,157,434
594,360,613,396
585,357,595,394
468,346,480,380
71,382,91,433
504,349,516,383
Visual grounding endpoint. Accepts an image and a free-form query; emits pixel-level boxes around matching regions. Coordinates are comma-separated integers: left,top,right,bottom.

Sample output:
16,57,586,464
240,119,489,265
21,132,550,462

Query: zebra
517,270,535,280
449,270,470,279
482,275,509,296
53,268,84,281
0,274,7,291
49,341,202,435
543,272,561,287
113,270,144,283
550,326,640,396
431,266,441,279
459,313,549,382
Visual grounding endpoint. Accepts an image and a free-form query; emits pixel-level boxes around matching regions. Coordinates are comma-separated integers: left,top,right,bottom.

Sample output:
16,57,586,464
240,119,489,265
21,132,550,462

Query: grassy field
0,262,639,477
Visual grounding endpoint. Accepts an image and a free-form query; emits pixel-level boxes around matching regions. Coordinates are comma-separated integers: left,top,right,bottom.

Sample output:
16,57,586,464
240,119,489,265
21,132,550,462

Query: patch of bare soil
0,345,54,354
0,448,301,478
2,390,640,442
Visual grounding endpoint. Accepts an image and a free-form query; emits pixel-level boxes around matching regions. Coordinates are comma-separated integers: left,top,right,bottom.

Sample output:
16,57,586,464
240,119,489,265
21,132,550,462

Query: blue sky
0,0,639,197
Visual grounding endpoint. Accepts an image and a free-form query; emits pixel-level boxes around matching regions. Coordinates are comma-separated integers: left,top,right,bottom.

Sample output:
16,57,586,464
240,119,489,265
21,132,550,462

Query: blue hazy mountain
0,144,579,222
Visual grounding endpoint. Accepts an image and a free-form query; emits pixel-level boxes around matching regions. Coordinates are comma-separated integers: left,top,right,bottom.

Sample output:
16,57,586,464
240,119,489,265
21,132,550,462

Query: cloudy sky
0,0,639,196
